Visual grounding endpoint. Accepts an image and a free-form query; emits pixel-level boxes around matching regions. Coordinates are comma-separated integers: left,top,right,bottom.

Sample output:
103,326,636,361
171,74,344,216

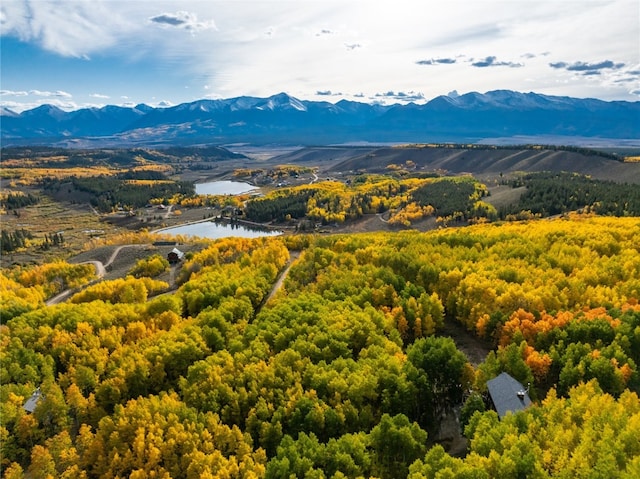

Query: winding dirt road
46,244,149,306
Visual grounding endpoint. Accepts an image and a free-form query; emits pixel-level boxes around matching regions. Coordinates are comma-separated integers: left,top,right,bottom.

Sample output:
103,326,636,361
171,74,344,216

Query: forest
243,175,493,227
500,172,640,218
41,172,195,213
0,192,40,211
243,171,640,228
1,215,639,478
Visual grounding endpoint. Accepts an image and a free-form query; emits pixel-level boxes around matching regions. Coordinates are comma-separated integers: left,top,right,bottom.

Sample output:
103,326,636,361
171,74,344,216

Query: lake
195,180,257,196
158,220,281,239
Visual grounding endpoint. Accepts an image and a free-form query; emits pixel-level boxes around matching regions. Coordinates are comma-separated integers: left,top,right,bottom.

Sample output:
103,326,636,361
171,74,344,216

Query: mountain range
1,90,638,147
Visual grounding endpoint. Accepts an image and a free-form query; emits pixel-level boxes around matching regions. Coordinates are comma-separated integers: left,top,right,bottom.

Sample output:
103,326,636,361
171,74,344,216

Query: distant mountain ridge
2,90,638,147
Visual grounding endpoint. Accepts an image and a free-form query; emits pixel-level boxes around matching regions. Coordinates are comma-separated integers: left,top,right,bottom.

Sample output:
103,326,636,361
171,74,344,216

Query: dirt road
264,251,301,306
46,244,149,306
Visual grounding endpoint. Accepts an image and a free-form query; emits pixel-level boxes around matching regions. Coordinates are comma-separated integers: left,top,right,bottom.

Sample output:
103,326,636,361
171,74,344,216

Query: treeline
403,143,622,161
0,147,141,167
40,232,65,250
1,146,245,165
0,192,40,210
1,217,639,477
42,171,196,212
0,146,71,161
1,229,34,253
501,172,640,217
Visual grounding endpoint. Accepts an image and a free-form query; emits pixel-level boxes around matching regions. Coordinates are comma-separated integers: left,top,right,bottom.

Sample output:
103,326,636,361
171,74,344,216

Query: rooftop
486,372,532,419
23,388,44,413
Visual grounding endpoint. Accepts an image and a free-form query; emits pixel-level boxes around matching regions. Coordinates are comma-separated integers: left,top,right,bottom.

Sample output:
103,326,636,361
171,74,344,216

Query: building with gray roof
486,372,532,419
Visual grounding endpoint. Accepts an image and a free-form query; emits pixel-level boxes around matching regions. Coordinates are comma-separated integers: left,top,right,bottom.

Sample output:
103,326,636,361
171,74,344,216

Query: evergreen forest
1,215,640,478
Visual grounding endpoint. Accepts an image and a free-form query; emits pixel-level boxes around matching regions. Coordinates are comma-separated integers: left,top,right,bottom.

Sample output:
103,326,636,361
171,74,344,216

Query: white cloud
374,90,425,103
0,0,128,57
29,89,72,98
190,0,638,102
1,0,638,107
90,93,110,99
416,58,457,66
470,56,524,68
1,89,29,96
149,10,216,33
550,60,626,73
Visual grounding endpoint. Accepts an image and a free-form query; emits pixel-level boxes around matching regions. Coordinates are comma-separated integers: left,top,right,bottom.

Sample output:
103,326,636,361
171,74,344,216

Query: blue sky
1,0,638,112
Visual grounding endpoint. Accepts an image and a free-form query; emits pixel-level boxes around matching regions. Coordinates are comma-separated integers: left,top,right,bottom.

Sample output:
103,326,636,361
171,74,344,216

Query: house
23,387,44,413
167,247,185,264
486,372,531,419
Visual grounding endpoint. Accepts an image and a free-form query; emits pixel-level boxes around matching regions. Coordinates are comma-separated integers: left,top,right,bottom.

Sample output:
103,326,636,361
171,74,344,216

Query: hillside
2,144,640,269
271,145,640,183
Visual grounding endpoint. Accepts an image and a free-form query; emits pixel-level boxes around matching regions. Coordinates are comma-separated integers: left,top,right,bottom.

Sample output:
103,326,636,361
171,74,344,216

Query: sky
1,0,639,113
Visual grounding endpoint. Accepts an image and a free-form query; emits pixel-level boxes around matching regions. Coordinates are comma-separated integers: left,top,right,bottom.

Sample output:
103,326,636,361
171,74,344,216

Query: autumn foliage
1,215,639,477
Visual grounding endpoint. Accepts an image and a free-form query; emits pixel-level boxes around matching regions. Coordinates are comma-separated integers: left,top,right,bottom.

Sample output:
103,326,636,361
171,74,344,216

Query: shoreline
152,213,295,236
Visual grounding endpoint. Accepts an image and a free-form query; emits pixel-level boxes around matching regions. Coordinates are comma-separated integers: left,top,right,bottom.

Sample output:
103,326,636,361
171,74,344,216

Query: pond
195,180,257,196
157,220,281,239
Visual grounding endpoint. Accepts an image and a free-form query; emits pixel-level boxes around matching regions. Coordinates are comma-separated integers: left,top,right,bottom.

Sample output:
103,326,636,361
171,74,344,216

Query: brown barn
167,247,185,264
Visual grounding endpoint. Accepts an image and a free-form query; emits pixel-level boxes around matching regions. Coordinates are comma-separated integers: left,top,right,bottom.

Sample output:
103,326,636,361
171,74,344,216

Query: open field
66,242,205,285
485,184,528,209
0,193,124,268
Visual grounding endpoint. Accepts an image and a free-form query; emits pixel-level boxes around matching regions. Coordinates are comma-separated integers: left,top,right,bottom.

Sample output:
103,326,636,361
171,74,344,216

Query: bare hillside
271,146,640,183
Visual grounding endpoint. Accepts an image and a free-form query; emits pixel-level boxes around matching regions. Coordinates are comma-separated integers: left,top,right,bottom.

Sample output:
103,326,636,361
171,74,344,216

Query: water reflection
195,180,257,196
158,220,281,239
